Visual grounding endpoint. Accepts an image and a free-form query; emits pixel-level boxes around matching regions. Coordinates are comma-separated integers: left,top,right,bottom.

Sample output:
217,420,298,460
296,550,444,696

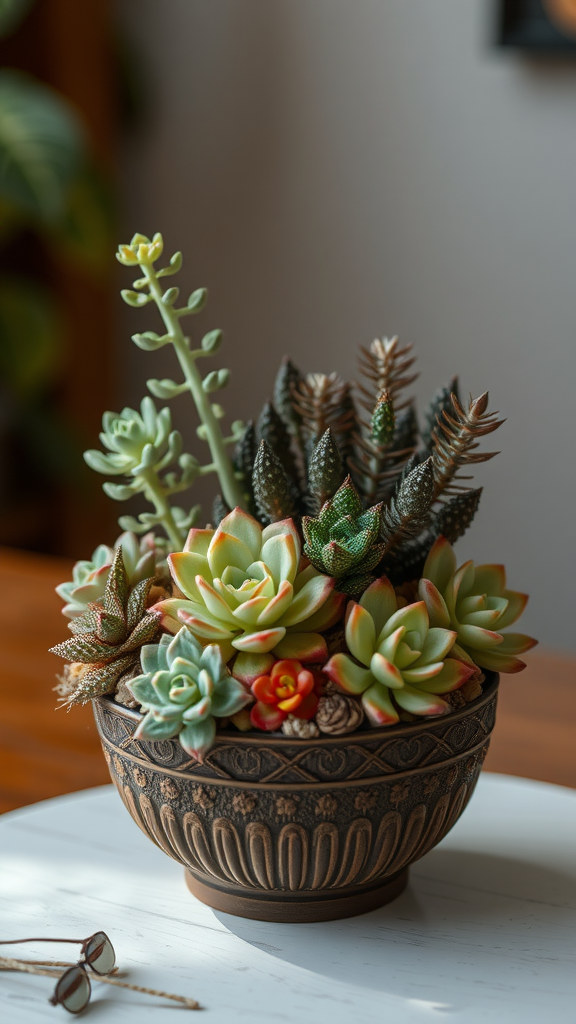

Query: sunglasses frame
0,932,199,1011
49,964,92,1015
0,932,115,1015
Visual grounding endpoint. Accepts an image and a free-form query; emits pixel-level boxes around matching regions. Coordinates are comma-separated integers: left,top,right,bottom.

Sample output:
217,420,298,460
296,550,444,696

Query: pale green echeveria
152,508,344,682
83,396,178,478
129,628,250,762
324,576,474,726
419,536,537,674
56,531,169,618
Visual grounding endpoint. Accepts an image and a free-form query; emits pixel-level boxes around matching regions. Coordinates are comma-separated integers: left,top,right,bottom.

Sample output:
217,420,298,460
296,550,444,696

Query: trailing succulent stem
117,233,245,513
84,397,199,549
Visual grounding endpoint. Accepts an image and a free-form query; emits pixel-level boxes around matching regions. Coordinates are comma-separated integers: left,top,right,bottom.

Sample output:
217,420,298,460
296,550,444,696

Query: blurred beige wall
117,0,575,652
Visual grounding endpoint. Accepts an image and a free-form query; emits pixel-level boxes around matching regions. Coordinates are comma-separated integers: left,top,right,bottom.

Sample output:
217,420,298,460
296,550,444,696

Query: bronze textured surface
93,682,497,921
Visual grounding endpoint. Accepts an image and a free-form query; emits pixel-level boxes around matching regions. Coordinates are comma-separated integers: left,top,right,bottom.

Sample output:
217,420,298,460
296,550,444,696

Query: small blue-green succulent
129,628,251,762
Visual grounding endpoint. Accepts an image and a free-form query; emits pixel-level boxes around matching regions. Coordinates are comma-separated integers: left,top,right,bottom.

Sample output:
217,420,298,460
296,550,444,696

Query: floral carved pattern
93,681,498,785
96,679,496,907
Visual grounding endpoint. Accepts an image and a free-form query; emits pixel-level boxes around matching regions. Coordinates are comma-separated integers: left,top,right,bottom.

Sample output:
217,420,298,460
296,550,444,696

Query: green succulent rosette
418,536,537,674
323,576,474,726
302,477,385,595
56,542,115,618
83,396,177,478
56,531,169,618
129,628,251,762
152,508,344,681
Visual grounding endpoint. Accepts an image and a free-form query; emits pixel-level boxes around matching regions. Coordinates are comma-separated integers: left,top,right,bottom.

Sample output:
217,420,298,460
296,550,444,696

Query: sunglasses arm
0,938,85,946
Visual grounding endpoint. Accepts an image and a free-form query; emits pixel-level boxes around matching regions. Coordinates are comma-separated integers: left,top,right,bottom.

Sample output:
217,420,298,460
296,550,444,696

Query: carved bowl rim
97,672,498,749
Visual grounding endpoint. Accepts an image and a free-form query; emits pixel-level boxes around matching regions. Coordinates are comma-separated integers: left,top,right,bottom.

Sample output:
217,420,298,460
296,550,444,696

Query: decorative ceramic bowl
93,673,498,923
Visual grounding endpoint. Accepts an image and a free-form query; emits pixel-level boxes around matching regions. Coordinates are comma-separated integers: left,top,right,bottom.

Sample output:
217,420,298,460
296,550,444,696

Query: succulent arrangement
50,233,537,761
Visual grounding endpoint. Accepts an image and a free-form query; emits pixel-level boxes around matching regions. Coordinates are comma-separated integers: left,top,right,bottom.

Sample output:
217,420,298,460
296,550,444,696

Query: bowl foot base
184,868,409,923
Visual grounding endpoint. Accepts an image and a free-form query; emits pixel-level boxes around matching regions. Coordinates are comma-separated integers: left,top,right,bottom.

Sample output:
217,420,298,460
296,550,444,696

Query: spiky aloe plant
324,576,474,725
129,628,251,762
234,340,503,581
419,537,537,673
152,507,344,680
50,548,161,704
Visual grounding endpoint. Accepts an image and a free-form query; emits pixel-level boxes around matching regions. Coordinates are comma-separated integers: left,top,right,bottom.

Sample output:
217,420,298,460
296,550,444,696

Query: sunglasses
0,932,199,1013
0,932,115,1014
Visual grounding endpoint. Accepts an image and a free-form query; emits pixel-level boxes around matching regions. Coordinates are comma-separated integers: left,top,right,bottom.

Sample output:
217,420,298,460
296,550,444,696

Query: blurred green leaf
0,70,84,223
0,0,34,38
0,277,63,397
49,161,115,275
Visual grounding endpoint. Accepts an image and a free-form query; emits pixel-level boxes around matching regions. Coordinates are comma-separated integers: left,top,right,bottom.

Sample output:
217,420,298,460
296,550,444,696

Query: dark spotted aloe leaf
257,401,300,487
306,428,345,514
382,487,483,584
380,457,435,557
252,440,299,524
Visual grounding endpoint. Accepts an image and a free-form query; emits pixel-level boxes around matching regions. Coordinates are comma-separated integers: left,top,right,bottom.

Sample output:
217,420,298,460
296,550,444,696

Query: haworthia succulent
433,487,482,544
273,357,304,438
211,494,230,527
302,476,385,595
234,420,257,512
370,392,395,446
252,440,299,524
381,487,484,584
257,401,300,486
381,457,435,555
50,548,161,704
306,428,345,514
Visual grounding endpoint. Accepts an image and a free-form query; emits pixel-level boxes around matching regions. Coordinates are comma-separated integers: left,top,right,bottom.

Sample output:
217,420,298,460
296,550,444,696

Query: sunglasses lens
54,966,91,1014
84,931,115,975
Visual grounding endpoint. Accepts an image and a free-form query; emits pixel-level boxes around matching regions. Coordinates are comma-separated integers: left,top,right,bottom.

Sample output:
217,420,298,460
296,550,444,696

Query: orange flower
250,659,320,731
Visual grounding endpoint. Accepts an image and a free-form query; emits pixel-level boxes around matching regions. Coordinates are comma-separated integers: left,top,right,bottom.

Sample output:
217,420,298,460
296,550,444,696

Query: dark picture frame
497,0,576,51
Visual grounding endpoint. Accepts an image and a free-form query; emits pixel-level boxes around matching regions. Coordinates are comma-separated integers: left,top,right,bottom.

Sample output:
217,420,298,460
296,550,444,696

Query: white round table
0,773,574,1023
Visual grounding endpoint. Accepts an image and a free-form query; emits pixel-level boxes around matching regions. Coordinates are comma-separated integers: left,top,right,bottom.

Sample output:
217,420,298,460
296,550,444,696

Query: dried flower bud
282,715,320,739
316,692,364,735
446,673,485,710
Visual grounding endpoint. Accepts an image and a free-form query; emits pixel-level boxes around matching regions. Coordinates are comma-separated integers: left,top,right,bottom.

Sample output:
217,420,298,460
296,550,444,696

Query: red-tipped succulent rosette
418,536,537,674
323,576,474,726
151,508,344,678
250,659,321,731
